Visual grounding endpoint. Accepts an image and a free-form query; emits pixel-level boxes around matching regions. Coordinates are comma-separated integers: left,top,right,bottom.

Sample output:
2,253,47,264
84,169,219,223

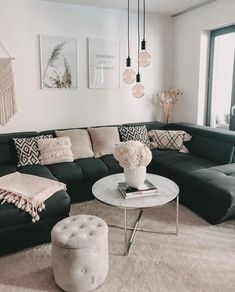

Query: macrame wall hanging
0,41,17,125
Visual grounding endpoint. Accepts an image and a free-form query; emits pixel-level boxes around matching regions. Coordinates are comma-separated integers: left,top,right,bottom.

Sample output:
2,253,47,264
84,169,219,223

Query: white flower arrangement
113,140,152,169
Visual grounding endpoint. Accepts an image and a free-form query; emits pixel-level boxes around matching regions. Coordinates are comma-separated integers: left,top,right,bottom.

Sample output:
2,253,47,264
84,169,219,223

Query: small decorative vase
124,166,146,188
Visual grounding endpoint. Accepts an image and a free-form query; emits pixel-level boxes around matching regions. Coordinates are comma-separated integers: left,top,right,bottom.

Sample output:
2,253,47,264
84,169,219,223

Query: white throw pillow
56,129,94,159
38,136,73,165
88,127,120,158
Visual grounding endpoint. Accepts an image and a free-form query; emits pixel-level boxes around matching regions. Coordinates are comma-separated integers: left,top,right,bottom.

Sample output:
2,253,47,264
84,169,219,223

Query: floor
0,200,235,292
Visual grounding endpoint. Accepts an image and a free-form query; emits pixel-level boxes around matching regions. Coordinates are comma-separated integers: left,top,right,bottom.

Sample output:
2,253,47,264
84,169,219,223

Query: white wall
0,0,173,133
173,0,235,124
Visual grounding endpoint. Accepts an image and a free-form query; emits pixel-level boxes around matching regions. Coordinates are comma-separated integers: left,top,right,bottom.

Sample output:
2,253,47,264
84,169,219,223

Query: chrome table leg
176,195,179,236
118,201,179,256
124,208,128,256
124,209,143,256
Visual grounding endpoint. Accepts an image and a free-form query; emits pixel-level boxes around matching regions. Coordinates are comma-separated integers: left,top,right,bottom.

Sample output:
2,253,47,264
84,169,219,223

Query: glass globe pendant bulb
122,56,136,84
132,82,145,98
122,67,136,84
139,39,151,67
139,50,151,67
132,74,145,98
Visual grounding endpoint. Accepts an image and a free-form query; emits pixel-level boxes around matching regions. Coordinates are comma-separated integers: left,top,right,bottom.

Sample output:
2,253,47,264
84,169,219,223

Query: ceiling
41,0,217,16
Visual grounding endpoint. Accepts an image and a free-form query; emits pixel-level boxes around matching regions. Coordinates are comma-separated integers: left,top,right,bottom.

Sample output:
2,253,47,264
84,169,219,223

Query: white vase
124,166,146,188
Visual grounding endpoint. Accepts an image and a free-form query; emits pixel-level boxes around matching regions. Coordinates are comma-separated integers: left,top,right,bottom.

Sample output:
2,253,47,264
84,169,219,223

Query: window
206,25,235,130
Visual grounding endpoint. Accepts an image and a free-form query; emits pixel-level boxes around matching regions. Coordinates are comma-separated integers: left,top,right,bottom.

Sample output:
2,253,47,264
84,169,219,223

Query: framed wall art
88,38,120,89
40,35,78,89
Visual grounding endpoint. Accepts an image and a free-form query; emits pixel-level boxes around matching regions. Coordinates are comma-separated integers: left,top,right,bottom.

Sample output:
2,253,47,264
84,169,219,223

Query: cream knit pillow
88,127,120,158
56,129,94,159
38,136,73,165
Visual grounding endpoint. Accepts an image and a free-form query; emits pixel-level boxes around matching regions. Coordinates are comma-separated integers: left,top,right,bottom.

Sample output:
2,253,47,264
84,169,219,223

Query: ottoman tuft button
66,283,72,290
81,268,87,273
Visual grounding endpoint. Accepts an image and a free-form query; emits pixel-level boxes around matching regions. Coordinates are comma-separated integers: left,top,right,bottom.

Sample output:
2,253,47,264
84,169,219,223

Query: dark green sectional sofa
1,121,235,255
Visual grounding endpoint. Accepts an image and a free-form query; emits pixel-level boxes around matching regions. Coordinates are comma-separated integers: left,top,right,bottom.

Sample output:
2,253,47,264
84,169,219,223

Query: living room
0,0,235,291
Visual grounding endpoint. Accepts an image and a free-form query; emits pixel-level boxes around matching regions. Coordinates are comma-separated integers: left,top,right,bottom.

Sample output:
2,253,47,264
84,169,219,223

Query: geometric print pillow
13,135,52,167
148,130,192,153
118,126,151,148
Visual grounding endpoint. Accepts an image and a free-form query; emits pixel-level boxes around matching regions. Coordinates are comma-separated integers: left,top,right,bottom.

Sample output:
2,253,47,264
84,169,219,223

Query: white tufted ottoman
51,215,109,292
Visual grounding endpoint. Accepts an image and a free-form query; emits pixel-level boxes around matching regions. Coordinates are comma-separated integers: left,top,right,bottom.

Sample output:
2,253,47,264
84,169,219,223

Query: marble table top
92,173,179,209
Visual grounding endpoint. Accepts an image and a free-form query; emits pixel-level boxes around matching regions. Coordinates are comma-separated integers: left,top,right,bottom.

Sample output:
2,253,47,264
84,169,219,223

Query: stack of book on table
118,179,158,199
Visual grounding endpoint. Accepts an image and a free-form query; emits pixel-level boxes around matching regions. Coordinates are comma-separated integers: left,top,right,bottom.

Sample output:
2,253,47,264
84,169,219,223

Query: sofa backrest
40,122,165,141
5,121,235,167
166,123,235,164
39,124,121,137
0,132,38,165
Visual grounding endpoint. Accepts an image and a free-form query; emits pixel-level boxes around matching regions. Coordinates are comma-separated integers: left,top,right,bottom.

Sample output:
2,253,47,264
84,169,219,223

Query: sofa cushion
47,162,83,203
17,164,56,180
151,149,177,157
0,189,70,228
0,165,70,228
189,135,234,164
185,164,235,208
0,132,38,165
47,162,83,184
100,155,123,174
0,165,17,177
148,151,217,185
166,123,235,164
75,158,109,182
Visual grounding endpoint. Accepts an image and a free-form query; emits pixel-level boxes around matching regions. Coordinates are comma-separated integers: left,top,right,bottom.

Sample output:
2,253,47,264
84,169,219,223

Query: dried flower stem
158,87,182,123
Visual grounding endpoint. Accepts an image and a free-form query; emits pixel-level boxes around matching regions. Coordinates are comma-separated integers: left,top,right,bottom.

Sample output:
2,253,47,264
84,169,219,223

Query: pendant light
139,0,151,67
122,0,136,84
132,0,145,98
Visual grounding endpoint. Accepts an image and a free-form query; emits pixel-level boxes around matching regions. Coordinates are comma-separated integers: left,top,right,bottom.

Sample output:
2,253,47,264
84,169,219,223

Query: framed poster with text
88,38,120,89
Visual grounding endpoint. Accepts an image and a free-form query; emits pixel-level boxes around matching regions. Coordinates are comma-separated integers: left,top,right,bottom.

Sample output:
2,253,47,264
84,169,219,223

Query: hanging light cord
127,0,130,57
137,0,140,73
143,0,145,40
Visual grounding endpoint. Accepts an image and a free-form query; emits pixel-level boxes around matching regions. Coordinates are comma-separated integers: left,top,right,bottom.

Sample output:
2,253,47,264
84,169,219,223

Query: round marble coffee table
92,173,179,256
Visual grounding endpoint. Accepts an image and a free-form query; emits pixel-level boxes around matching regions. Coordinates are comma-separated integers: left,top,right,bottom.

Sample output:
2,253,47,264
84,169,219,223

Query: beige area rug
0,200,235,292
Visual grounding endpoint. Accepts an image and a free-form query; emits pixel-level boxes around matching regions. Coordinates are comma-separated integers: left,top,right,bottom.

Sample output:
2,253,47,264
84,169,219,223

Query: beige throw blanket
0,58,17,125
0,172,66,222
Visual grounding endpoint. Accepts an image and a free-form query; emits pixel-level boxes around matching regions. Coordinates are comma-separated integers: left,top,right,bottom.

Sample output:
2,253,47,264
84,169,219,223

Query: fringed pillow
148,130,191,153
38,136,73,165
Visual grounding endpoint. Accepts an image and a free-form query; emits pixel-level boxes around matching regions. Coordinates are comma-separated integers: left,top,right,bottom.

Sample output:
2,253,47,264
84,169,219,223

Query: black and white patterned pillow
148,130,191,153
119,126,151,148
13,135,52,167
